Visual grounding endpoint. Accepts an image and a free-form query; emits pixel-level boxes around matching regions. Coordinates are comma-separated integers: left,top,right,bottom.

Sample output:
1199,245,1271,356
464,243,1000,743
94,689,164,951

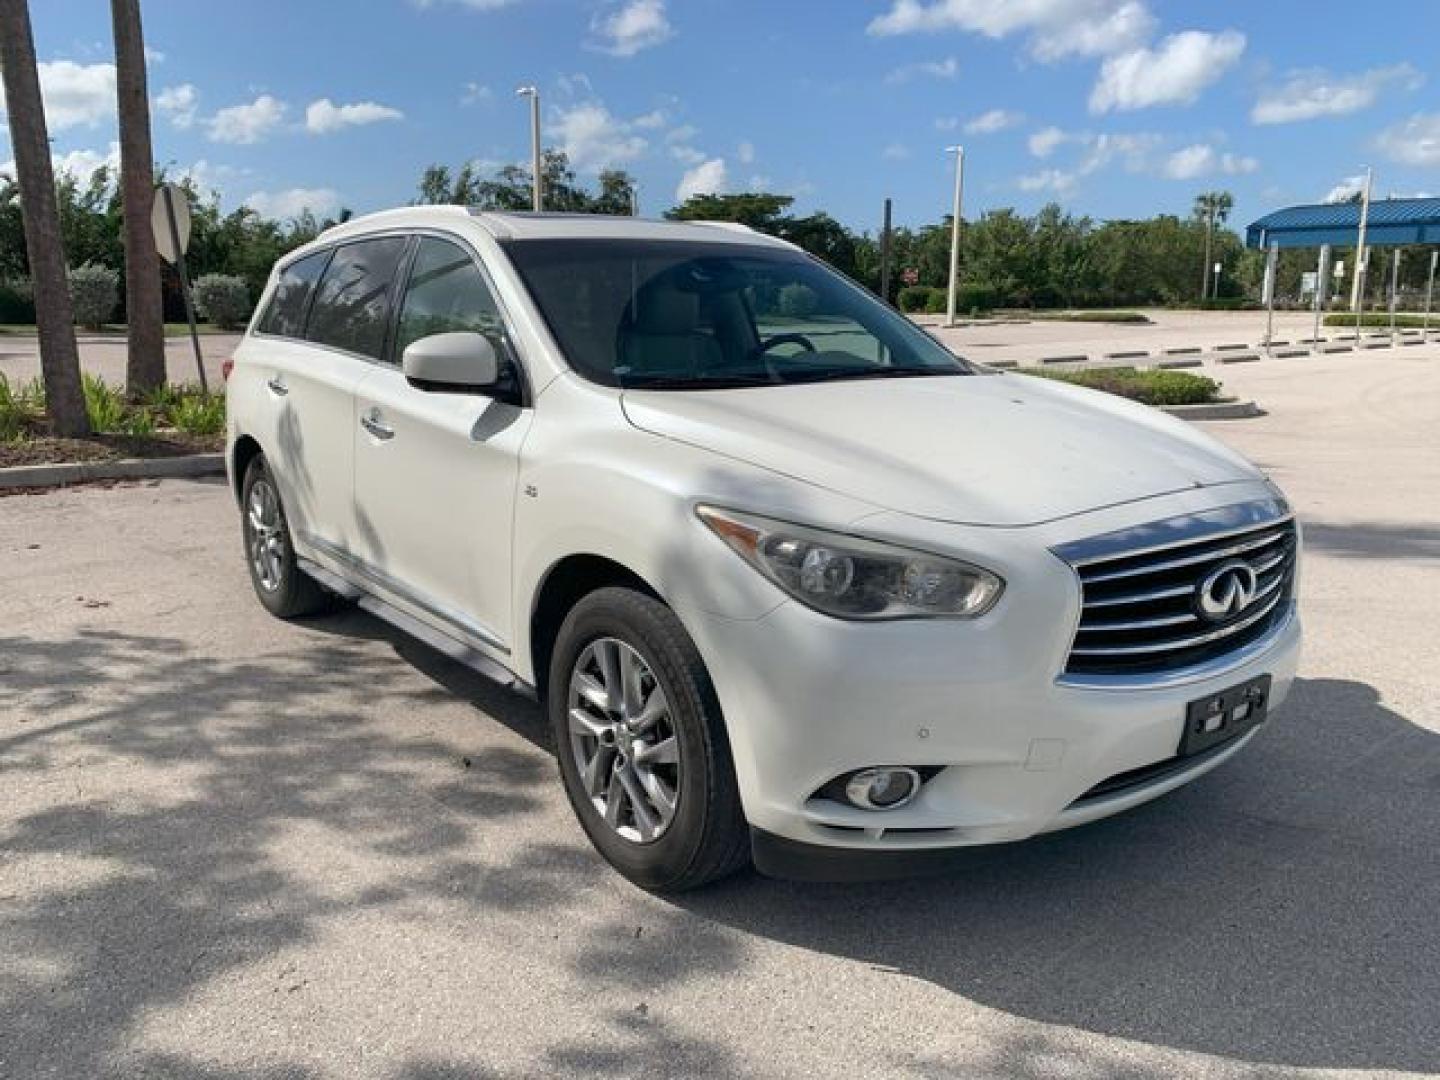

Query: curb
1155,357,1203,369
1162,400,1262,421
0,452,224,491
1215,353,1260,364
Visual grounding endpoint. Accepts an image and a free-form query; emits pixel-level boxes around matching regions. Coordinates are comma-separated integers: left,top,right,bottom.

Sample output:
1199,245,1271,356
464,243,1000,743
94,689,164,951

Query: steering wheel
754,332,817,357
751,333,818,378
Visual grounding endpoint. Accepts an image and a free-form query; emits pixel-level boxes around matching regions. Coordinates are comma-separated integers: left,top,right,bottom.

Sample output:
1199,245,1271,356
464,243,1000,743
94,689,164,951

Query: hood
621,372,1262,527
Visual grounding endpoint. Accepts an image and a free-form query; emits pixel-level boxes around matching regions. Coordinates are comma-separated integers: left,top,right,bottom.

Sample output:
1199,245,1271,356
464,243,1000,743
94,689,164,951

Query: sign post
1389,249,1402,341
1425,251,1438,337
1312,244,1331,346
1261,243,1278,352
151,183,207,393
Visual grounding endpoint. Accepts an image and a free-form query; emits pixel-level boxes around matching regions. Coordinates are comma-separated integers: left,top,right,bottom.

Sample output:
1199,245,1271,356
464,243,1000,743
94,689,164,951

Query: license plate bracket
1181,674,1271,757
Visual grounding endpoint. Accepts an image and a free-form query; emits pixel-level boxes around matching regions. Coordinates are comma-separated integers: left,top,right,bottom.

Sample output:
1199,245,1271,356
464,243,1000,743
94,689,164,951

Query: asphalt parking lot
2,350,1438,1078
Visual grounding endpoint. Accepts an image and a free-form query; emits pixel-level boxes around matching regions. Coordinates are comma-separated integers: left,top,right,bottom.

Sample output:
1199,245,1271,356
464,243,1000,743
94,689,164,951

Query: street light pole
1425,250,1438,337
1389,248,1402,341
945,145,964,328
1350,165,1373,316
516,85,542,212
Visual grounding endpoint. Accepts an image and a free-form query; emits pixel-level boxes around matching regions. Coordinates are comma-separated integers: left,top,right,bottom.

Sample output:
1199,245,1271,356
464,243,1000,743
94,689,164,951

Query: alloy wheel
567,637,680,843
246,478,286,592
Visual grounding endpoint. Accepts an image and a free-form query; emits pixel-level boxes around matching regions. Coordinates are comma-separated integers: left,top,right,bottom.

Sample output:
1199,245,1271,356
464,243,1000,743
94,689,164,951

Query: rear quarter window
304,237,410,360
256,250,330,338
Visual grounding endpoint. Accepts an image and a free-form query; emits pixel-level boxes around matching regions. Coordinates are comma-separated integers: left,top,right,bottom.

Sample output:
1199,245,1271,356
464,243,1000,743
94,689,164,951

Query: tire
548,587,750,891
240,455,331,619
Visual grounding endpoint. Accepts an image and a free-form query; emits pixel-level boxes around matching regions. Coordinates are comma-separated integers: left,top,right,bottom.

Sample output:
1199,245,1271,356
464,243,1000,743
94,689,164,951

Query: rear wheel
548,587,749,891
240,455,330,618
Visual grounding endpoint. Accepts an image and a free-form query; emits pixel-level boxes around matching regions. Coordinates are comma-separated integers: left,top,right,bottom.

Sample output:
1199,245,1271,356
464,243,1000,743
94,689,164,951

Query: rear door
351,233,533,656
267,235,410,560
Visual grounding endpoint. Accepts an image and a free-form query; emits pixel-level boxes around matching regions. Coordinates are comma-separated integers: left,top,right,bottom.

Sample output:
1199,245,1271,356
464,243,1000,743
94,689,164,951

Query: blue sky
5,0,1439,233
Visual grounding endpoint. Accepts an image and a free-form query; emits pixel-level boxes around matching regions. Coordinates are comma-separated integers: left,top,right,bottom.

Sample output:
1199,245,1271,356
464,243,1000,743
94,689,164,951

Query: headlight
696,505,1003,620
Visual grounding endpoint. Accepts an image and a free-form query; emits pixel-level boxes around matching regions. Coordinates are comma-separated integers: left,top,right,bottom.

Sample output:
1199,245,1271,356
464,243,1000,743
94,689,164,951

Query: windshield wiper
620,373,779,391
779,366,966,384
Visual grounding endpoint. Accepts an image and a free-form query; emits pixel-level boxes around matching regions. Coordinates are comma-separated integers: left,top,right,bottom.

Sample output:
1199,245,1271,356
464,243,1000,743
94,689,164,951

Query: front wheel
548,587,749,891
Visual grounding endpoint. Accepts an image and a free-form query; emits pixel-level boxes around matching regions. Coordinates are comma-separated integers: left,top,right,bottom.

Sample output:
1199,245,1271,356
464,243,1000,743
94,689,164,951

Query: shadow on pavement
673,676,1440,1075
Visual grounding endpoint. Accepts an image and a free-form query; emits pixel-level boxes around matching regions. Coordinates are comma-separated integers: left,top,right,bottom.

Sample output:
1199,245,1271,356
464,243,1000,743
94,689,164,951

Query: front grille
1055,500,1298,679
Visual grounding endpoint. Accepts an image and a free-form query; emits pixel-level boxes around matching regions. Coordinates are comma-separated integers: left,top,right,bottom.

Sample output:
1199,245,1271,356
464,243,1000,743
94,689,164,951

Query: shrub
0,278,35,323
1021,366,1222,407
193,273,252,330
82,373,128,432
925,288,948,314
1324,312,1434,329
777,283,819,319
68,263,119,330
171,391,226,436
897,285,936,313
956,283,998,314
0,373,42,440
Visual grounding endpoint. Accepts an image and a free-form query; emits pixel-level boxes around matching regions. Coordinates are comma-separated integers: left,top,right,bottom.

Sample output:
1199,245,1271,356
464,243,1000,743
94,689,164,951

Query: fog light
844,767,921,810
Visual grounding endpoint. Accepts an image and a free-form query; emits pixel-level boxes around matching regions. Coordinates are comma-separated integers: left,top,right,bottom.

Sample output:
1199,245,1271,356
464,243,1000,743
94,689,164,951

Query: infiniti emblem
1196,559,1259,621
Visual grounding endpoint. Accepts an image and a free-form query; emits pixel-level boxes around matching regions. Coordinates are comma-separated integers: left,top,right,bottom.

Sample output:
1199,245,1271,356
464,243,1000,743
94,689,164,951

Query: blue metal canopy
1247,197,1440,249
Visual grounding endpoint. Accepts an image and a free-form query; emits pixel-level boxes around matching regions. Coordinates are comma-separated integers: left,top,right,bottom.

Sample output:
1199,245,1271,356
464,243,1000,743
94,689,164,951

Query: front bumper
678,483,1302,863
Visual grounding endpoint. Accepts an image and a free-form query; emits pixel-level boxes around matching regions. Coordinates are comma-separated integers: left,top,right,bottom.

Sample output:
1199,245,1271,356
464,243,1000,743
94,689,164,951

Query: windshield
501,238,973,389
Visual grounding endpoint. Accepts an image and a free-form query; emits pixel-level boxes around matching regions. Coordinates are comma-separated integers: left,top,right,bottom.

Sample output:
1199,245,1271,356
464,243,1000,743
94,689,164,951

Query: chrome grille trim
1053,499,1299,682
1070,586,1285,656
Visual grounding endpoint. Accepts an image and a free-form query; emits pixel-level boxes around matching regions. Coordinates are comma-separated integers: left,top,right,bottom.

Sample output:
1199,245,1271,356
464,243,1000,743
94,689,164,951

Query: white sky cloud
1161,143,1258,180
548,101,647,171
1028,125,1070,157
965,108,1023,135
676,157,727,201
305,98,404,134
868,0,1155,61
1375,113,1440,167
1018,169,1077,195
632,109,667,129
460,82,493,106
1323,174,1367,204
1089,30,1246,113
413,0,519,9
884,56,958,83
0,60,116,131
208,95,287,144
670,145,706,166
665,124,699,143
1253,64,1422,125
155,83,199,129
881,142,910,160
590,0,673,57
243,187,340,220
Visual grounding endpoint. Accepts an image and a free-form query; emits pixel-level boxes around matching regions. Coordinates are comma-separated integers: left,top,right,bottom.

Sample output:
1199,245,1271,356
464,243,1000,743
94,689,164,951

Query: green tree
111,0,166,394
0,0,89,434
665,193,794,231
417,151,636,215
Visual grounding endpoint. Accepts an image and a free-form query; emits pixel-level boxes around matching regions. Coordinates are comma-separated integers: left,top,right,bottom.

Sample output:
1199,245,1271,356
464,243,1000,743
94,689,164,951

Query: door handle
266,375,288,396
360,410,394,441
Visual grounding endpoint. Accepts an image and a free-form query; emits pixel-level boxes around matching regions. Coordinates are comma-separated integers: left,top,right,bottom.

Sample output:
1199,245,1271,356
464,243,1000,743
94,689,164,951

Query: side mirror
401,331,500,392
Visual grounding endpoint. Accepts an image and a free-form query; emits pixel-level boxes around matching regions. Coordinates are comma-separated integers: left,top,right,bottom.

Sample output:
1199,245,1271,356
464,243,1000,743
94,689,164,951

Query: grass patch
991,309,1152,324
1323,312,1435,329
0,372,225,444
1019,366,1223,407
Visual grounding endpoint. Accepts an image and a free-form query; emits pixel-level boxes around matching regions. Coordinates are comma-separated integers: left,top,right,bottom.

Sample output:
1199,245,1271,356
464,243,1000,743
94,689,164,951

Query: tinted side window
396,237,507,357
305,237,410,359
257,250,329,338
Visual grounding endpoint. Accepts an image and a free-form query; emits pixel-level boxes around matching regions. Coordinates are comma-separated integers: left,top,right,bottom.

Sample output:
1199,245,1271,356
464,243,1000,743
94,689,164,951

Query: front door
351,235,533,657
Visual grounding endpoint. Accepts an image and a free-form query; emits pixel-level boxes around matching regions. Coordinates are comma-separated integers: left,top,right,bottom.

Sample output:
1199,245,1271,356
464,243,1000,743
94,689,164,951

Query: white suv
226,207,1301,890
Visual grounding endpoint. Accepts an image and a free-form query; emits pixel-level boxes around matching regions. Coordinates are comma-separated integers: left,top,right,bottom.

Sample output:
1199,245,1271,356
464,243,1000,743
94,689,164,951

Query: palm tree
1193,191,1234,301
0,0,90,435
110,0,166,394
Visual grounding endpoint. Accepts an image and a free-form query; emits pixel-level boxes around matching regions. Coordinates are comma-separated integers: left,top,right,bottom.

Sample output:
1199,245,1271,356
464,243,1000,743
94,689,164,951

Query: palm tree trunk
0,0,90,436
110,0,165,394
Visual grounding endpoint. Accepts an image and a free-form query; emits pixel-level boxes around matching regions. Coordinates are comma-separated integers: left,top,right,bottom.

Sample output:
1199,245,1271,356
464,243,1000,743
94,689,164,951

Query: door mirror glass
402,332,499,391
